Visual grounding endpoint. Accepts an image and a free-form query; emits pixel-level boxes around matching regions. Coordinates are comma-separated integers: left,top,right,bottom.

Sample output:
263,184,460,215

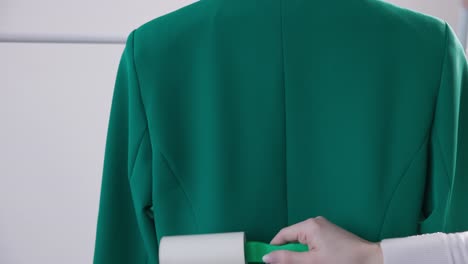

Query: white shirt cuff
380,232,468,264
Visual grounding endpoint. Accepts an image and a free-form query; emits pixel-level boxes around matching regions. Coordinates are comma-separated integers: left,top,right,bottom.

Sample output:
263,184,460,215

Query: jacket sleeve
418,22,468,234
93,29,156,264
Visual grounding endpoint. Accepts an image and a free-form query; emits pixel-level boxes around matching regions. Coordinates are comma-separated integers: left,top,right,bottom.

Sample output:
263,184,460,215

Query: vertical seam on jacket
129,127,149,181
432,22,451,187
279,0,288,226
435,132,452,195
131,29,150,127
130,28,159,258
430,21,451,188
435,132,453,232
427,22,451,232
377,131,430,239
131,28,155,173
433,22,450,111
128,28,151,180
159,150,200,232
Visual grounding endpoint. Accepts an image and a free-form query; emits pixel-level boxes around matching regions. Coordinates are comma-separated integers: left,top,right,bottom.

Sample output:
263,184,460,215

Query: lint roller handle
245,241,309,263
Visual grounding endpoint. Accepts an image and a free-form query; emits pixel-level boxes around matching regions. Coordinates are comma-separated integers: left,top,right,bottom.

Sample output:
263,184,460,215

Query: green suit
93,0,468,263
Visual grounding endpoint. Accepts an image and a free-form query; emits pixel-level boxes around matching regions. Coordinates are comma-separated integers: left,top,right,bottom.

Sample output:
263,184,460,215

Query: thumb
270,220,311,245
262,250,311,264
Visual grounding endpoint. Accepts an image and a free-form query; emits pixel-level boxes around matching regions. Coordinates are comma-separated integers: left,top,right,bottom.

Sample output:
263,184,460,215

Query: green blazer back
93,0,468,263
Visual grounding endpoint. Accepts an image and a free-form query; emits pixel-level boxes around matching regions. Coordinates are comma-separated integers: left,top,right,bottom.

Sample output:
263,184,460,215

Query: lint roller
159,232,309,264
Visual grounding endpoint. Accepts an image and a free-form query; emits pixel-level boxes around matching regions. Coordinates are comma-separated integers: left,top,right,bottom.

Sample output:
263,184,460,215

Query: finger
270,219,312,245
262,250,312,264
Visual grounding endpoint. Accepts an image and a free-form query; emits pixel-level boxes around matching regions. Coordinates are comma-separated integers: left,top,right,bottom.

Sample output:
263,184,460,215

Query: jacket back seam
129,126,149,181
159,151,200,233
377,131,430,239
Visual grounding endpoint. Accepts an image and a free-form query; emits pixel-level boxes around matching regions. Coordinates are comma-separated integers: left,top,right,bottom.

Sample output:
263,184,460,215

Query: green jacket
93,0,468,263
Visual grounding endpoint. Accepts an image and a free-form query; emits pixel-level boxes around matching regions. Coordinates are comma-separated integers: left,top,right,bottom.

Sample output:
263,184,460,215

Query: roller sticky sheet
159,232,309,263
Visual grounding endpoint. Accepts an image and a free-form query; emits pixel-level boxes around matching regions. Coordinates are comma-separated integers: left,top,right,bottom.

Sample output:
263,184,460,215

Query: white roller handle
159,232,246,264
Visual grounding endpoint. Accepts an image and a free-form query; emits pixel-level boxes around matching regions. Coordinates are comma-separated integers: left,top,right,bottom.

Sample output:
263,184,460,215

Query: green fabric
93,0,468,263
245,242,309,263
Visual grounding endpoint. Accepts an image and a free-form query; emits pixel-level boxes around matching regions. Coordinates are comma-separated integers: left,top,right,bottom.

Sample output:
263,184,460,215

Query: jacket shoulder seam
130,28,150,129
127,28,151,180
430,22,450,138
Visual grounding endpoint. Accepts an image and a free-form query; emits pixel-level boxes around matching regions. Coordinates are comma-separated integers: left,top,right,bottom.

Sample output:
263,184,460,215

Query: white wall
0,1,197,263
0,0,197,42
386,0,460,30
0,43,123,264
0,0,463,263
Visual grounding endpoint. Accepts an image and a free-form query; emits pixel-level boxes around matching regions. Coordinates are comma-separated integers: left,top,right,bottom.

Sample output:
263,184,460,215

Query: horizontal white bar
0,33,126,44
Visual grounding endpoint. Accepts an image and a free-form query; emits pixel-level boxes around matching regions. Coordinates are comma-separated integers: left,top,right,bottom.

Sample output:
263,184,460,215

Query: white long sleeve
380,232,468,264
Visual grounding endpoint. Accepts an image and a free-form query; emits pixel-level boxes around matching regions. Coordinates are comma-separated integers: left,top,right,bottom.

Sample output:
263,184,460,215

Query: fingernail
262,254,272,263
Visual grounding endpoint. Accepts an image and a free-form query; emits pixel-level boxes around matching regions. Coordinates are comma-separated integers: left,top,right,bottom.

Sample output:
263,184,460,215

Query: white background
0,0,463,263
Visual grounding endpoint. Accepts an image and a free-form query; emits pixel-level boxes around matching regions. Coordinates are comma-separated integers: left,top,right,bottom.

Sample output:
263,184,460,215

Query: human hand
262,216,383,264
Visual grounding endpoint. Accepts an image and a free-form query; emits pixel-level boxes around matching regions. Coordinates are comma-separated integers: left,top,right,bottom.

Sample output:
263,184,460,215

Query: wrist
363,242,383,264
